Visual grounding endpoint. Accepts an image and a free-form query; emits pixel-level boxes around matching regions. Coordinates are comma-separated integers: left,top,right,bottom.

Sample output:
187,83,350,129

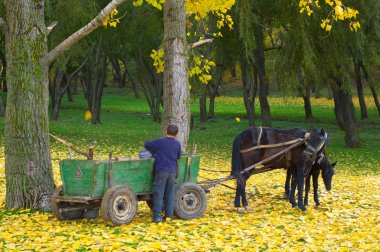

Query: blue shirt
144,137,181,173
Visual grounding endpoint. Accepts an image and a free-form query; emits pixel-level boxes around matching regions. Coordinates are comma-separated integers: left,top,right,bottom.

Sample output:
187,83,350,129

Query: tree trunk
51,69,65,121
0,49,7,92
255,21,271,127
331,78,360,147
207,63,223,118
353,60,368,119
199,97,207,122
111,58,125,88
0,91,5,116
360,62,380,116
240,54,256,126
121,58,141,98
91,44,107,124
163,0,190,152
4,0,54,210
296,67,313,119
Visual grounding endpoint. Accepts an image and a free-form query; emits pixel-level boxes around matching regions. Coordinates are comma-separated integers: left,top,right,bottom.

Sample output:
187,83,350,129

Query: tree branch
0,18,6,34
188,39,213,50
47,21,58,35
42,0,126,67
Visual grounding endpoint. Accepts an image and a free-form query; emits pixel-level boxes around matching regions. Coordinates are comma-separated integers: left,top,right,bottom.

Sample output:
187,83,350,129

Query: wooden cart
51,155,207,225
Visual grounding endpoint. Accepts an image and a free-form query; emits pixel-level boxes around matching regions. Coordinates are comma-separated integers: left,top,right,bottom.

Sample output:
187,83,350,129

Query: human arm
144,140,157,153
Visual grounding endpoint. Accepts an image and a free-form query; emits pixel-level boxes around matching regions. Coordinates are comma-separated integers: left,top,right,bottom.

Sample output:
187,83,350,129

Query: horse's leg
240,176,253,212
289,168,297,208
234,180,242,208
284,168,291,199
296,161,307,211
313,171,320,207
304,174,311,206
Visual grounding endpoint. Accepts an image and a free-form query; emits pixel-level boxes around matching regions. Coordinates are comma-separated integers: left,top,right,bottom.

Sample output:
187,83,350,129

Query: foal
285,154,336,207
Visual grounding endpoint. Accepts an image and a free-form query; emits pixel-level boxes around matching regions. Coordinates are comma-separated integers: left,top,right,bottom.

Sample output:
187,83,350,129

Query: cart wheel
174,183,207,220
51,185,84,220
100,185,138,225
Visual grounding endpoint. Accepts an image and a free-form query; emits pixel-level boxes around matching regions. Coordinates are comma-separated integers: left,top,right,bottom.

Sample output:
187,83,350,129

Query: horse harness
239,127,328,177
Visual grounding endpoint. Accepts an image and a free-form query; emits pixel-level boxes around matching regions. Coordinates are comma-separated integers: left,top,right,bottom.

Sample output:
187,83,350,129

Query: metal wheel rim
179,190,201,214
112,194,133,221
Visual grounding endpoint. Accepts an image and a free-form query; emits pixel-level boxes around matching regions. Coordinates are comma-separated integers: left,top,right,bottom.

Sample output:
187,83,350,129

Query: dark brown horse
231,127,329,212
285,153,336,207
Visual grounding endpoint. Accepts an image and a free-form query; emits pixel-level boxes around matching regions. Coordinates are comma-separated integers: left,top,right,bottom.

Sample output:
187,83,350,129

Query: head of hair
166,124,178,136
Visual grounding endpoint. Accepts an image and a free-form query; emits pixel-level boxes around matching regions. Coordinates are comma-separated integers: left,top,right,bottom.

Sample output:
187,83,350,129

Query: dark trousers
152,172,176,219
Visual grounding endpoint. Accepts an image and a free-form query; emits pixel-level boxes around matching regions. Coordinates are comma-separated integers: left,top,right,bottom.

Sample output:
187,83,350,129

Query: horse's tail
231,134,245,186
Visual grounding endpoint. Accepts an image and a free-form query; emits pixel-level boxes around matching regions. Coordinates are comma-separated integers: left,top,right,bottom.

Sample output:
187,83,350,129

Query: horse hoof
236,207,245,213
245,206,253,213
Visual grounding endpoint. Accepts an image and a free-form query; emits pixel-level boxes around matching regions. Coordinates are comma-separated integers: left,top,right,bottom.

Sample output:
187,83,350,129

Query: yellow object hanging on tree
85,110,92,121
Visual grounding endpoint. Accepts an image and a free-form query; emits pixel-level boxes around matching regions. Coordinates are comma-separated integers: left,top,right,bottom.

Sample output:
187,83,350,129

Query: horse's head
305,128,328,157
320,158,336,191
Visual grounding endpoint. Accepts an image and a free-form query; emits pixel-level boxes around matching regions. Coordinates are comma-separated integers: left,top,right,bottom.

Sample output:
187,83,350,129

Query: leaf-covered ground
0,92,379,251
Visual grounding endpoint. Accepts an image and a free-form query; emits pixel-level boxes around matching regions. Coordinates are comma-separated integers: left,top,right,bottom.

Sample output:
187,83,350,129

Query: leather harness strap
240,138,304,153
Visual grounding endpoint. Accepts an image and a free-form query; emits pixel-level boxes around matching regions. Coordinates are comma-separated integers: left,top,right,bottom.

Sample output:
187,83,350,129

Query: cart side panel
176,155,200,184
91,162,108,198
109,159,155,194
60,160,97,197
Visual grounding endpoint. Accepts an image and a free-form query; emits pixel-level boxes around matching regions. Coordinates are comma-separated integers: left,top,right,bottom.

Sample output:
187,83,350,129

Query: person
144,124,181,223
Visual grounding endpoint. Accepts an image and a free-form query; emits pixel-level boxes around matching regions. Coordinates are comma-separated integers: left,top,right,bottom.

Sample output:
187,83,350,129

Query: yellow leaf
85,110,92,121
235,117,241,122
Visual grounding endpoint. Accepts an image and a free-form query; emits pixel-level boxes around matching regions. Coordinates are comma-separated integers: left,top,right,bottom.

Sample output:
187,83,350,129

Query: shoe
153,217,162,223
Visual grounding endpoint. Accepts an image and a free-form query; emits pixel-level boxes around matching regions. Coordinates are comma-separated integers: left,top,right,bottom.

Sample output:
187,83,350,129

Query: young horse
231,127,328,212
284,153,336,208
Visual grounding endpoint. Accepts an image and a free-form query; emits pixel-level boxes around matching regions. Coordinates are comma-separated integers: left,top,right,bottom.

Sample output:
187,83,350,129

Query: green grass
0,87,379,174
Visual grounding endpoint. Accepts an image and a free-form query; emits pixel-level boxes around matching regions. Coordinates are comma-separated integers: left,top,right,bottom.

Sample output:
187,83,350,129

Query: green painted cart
51,155,207,225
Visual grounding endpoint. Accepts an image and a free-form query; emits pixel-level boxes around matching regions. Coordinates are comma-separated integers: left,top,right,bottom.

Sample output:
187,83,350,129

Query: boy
144,125,181,223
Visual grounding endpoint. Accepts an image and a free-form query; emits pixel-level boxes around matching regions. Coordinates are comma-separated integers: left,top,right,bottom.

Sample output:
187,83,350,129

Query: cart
51,154,207,225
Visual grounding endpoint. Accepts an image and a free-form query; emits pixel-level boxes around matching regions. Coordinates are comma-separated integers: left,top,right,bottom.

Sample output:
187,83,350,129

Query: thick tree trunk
331,78,360,147
255,21,271,127
353,60,368,119
163,0,190,152
4,0,54,210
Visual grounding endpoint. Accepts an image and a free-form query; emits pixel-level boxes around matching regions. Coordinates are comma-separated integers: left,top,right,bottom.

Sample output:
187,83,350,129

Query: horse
285,154,336,207
231,127,329,212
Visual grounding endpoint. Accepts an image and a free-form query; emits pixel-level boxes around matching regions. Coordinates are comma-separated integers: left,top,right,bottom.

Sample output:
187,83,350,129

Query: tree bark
199,97,207,122
353,60,368,119
331,78,360,147
111,58,125,88
360,62,380,116
0,49,7,92
0,91,5,116
163,0,190,152
240,54,256,126
255,20,271,127
296,67,313,119
4,0,54,210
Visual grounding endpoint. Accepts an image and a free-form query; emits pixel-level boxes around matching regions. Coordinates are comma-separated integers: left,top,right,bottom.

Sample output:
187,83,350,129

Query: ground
0,90,379,251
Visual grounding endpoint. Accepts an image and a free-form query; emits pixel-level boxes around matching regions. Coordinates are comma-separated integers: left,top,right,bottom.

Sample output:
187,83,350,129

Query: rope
199,167,230,173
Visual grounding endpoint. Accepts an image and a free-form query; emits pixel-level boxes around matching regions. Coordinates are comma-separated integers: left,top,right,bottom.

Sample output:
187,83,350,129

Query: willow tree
0,0,128,210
